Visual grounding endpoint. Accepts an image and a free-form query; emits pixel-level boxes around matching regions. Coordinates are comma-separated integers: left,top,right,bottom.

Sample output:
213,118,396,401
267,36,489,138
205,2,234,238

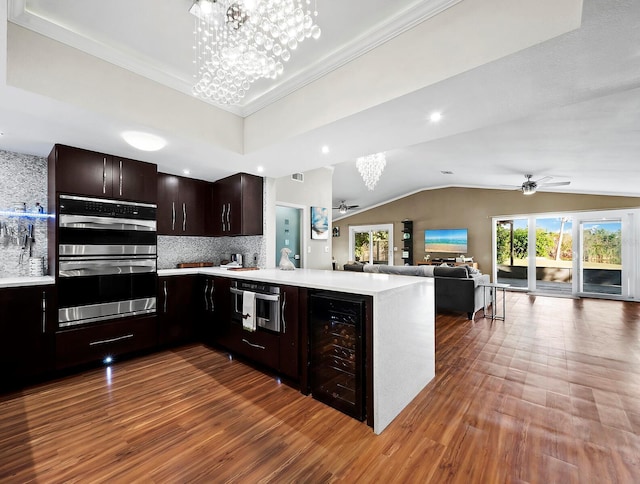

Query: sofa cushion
433,266,469,278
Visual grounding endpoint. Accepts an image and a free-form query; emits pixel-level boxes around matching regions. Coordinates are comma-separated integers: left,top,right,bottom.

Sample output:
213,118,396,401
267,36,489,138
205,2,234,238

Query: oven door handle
230,288,279,302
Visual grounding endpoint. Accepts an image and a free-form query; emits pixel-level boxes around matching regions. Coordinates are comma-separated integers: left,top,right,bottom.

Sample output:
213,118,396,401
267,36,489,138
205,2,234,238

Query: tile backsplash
0,150,49,278
157,235,265,269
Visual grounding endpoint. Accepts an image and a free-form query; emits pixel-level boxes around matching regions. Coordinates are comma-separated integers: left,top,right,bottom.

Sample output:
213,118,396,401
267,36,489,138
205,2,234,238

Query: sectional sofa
343,263,491,320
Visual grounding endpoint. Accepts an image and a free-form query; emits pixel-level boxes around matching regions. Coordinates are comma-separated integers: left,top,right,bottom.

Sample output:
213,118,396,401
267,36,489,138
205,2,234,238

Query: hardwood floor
2,292,639,482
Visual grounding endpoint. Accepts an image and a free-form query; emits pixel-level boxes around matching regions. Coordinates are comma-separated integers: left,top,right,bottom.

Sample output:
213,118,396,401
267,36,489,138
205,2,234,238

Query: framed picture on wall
311,206,329,239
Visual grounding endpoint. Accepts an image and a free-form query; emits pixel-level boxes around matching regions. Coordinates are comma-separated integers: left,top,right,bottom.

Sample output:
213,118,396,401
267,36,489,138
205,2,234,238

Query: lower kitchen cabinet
227,323,280,370
158,275,196,347
0,285,56,390
199,275,232,344
55,316,157,370
278,285,300,380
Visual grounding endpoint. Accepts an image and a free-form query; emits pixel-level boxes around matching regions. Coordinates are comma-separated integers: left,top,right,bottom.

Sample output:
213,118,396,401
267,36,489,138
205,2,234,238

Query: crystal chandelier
189,0,321,105
356,152,387,191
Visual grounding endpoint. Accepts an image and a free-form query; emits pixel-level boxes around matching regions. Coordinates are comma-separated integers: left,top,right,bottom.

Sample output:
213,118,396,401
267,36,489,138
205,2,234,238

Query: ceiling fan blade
347,205,359,209
534,176,552,184
540,181,571,187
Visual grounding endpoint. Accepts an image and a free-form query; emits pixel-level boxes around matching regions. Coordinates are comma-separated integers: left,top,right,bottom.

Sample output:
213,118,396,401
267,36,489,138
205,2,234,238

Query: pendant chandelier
356,152,387,191
189,0,321,105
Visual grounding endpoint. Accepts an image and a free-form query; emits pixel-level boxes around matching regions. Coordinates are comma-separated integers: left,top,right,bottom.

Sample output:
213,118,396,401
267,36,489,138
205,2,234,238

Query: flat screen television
425,228,468,254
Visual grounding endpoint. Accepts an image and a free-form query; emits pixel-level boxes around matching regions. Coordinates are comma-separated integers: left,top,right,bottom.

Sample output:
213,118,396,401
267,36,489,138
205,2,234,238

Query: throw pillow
466,264,480,275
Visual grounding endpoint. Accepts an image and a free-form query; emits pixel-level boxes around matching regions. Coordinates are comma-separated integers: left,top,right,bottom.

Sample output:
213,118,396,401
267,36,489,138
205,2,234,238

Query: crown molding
239,0,463,115
8,0,460,118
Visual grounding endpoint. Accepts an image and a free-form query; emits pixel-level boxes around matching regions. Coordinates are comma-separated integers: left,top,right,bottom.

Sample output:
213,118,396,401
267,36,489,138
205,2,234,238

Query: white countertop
0,276,55,288
158,267,430,296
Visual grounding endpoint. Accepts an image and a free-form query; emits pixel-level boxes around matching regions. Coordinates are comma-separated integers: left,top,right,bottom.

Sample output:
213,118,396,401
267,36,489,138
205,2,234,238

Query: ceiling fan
333,200,359,214
511,174,571,195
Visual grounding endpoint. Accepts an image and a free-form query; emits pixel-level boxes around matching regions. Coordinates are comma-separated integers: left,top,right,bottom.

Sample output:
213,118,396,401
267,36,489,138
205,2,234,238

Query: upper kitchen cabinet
48,144,157,203
157,173,210,236
212,173,263,236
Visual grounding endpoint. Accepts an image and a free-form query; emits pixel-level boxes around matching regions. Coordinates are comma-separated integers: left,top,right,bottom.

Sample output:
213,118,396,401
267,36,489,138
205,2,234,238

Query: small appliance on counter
230,253,243,266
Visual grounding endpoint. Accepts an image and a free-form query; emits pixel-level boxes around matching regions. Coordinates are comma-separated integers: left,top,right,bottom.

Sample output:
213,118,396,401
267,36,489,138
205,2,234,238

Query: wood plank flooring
1,292,640,482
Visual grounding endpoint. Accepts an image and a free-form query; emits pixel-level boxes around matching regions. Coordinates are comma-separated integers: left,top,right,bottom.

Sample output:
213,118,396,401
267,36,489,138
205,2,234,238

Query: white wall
270,167,334,270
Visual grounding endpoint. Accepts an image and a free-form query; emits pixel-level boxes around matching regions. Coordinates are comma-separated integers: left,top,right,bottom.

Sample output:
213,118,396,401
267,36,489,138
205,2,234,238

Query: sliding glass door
495,218,529,289
349,224,393,265
534,216,573,294
579,219,622,295
494,209,638,300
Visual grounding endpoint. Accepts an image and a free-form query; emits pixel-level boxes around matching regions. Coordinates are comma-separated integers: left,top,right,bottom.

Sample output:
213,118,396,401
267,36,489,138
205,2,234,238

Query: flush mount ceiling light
356,152,386,191
190,0,321,105
121,131,167,151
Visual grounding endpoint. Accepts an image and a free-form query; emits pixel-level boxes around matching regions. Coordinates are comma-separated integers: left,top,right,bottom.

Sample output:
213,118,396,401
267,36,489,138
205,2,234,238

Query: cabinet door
113,156,157,203
237,173,264,236
55,316,157,370
157,173,180,235
179,178,205,235
212,177,232,236
158,276,196,347
52,145,113,198
199,276,232,344
278,285,299,379
0,285,55,390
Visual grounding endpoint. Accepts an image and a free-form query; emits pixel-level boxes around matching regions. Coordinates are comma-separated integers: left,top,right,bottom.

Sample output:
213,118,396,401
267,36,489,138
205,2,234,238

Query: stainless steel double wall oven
56,195,157,328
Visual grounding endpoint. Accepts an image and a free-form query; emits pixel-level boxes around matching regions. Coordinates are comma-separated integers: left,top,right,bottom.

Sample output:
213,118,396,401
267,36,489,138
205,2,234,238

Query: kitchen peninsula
159,267,435,434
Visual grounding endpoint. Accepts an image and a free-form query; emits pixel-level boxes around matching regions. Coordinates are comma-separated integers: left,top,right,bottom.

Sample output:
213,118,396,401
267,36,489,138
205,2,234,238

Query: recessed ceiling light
321,145,330,154
121,131,167,151
257,166,265,173
429,112,442,123
183,169,191,175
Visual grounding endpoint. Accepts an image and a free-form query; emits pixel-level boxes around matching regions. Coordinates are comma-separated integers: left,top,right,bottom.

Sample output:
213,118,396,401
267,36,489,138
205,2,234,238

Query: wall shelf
401,220,413,265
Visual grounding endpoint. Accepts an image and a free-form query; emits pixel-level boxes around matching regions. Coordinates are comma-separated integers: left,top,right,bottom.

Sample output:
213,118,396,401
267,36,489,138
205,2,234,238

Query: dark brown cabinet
0,285,56,390
55,316,157,370
212,173,263,236
157,173,211,236
211,279,300,380
278,285,299,379
48,144,157,203
200,275,232,344
158,275,196,347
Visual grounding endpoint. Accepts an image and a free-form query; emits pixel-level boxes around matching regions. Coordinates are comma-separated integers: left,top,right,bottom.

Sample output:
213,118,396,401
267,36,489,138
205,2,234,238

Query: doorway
349,224,393,265
275,206,302,268
579,219,622,296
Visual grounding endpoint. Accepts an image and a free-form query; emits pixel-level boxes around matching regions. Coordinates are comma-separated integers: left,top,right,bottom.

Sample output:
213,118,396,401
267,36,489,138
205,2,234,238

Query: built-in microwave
230,281,281,332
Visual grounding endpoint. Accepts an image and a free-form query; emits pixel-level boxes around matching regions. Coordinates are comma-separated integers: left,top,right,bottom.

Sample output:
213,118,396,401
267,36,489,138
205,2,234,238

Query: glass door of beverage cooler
309,292,365,421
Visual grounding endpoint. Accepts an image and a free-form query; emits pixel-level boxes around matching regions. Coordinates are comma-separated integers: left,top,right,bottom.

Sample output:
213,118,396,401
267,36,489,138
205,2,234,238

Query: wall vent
291,173,304,182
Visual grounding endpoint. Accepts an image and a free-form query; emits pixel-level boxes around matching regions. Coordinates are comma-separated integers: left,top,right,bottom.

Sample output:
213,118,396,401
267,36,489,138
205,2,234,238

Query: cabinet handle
119,160,123,196
171,202,176,231
41,291,47,334
226,202,231,231
209,282,215,312
281,291,286,334
203,279,210,311
221,204,226,232
102,157,107,194
183,202,187,231
242,338,265,350
163,280,168,313
89,334,133,346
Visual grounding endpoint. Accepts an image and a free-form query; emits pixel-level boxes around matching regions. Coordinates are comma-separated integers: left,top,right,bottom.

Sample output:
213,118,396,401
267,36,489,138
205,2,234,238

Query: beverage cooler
309,291,366,421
